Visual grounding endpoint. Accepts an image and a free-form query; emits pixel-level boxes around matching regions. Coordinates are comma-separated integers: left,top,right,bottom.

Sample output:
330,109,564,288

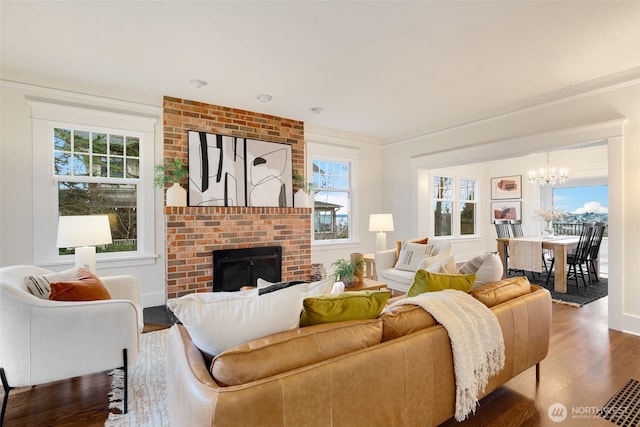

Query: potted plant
292,170,315,208
154,158,189,206
331,256,365,288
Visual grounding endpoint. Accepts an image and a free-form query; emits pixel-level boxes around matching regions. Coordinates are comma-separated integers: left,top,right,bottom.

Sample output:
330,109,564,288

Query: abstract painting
188,131,292,207
491,175,522,199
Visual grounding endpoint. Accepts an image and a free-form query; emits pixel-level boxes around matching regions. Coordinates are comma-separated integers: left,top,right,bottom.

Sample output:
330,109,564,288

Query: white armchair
0,265,142,423
375,239,453,293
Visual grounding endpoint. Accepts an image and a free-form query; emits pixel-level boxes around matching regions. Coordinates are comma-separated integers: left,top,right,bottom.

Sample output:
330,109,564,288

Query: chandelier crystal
528,152,568,186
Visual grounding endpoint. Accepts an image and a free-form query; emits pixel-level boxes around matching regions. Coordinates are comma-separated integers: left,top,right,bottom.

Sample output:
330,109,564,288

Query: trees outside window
433,175,477,237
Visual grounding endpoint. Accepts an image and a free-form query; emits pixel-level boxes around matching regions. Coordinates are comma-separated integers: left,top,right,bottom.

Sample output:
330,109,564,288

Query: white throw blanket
386,290,505,421
510,239,543,272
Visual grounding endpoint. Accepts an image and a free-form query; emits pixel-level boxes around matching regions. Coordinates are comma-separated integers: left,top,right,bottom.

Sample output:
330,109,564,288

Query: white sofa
0,265,142,421
375,240,453,293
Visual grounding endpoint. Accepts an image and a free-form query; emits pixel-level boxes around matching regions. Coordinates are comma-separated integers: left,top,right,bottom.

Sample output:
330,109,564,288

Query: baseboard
622,313,640,337
140,291,166,308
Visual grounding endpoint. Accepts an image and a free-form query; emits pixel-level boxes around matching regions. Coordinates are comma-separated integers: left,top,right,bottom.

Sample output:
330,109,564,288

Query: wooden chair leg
536,363,540,383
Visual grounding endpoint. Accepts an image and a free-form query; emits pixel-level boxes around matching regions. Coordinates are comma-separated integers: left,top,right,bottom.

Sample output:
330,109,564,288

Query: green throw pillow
406,270,476,297
300,290,392,327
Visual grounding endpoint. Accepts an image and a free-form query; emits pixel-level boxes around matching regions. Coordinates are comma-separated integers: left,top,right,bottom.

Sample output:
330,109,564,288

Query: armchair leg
536,363,540,383
122,349,128,414
1,367,14,427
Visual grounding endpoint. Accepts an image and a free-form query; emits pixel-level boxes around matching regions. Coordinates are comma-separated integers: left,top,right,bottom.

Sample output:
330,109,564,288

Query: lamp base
376,232,387,253
75,246,97,272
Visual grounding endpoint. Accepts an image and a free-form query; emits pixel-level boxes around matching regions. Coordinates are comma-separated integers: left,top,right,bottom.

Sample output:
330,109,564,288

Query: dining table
496,235,584,293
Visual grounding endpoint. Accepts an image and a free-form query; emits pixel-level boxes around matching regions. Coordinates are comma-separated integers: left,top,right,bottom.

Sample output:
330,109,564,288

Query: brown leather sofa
167,279,551,426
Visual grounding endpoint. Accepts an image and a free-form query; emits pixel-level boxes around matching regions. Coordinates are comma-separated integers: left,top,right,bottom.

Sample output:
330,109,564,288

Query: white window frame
306,142,359,247
430,171,479,239
29,99,158,268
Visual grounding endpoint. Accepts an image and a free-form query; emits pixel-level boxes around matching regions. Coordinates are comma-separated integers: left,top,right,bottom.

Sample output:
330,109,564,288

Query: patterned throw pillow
394,242,437,272
24,266,79,299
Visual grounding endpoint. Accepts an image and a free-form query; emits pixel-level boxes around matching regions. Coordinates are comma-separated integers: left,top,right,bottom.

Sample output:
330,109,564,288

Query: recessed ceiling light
310,107,323,114
190,79,208,88
256,94,273,103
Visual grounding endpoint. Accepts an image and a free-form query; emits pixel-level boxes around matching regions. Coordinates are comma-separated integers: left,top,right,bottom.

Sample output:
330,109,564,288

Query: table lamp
369,213,394,252
57,215,113,272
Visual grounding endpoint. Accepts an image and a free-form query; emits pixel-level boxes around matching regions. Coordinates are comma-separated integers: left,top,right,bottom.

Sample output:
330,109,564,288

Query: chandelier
528,152,569,186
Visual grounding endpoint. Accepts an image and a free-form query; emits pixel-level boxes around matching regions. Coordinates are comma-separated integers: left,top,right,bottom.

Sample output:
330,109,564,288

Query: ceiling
1,1,639,144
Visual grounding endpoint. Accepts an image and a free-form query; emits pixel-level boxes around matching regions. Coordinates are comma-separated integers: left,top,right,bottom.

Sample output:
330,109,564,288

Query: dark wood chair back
509,220,524,237
493,220,511,239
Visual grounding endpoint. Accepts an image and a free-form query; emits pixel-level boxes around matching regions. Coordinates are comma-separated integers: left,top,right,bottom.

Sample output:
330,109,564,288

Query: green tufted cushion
300,290,392,327
406,270,476,297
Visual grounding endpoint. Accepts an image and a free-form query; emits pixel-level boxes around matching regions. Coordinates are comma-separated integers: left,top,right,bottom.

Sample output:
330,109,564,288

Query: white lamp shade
369,214,394,232
57,215,113,248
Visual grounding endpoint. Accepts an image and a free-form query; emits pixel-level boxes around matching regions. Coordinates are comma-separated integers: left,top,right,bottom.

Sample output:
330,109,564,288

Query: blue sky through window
553,185,608,214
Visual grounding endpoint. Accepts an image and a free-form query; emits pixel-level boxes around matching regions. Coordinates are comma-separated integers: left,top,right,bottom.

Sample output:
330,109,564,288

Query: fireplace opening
212,246,282,291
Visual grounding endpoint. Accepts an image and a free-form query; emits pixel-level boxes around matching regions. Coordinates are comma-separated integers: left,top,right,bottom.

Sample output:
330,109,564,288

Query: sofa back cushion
378,304,438,341
211,318,383,386
469,276,531,307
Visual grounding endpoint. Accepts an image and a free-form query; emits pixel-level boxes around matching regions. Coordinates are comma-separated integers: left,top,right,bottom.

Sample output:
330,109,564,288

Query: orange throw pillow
49,268,112,301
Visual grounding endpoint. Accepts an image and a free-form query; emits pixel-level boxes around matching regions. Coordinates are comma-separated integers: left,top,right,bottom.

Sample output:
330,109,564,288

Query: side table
363,253,377,280
342,278,387,292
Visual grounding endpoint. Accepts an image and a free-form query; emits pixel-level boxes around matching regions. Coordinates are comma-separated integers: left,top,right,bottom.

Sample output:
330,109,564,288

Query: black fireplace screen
212,246,282,291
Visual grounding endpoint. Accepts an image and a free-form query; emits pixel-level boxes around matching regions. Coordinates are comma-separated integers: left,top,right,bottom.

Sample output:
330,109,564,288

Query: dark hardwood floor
3,296,639,426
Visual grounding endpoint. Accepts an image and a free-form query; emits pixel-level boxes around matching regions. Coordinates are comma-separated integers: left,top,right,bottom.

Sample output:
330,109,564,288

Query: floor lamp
369,213,394,252
57,215,113,272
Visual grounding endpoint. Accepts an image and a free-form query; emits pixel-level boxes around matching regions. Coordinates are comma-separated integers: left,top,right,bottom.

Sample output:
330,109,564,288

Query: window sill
37,254,158,270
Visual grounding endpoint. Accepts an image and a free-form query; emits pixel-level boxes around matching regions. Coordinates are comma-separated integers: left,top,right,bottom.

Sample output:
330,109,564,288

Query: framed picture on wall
491,175,522,199
491,201,521,221
187,130,293,207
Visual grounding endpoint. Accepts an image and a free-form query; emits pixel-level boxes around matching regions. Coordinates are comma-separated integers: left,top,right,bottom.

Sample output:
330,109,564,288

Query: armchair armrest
102,275,140,304
375,249,397,271
0,285,141,387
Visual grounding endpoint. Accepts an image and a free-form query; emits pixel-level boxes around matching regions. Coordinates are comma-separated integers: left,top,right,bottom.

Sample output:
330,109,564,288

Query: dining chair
493,219,511,239
588,222,607,282
545,223,595,290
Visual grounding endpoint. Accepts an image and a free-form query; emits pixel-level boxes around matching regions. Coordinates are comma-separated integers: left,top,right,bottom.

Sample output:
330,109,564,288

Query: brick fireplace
163,96,311,299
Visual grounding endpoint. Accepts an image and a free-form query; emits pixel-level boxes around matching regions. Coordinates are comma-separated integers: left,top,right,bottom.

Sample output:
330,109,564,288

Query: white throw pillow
257,276,335,297
458,252,504,289
394,242,437,272
166,283,308,356
419,255,457,274
24,266,80,299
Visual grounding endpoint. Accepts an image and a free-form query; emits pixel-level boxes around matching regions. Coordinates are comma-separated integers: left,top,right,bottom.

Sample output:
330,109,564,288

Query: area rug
512,272,608,307
105,329,169,427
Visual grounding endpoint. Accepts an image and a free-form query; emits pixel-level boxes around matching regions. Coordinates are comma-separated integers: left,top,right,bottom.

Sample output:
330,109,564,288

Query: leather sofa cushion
470,276,531,307
379,304,437,341
211,318,383,386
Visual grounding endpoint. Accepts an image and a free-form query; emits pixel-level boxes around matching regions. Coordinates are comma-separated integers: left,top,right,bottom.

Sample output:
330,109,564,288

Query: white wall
0,81,167,307
0,82,387,305
382,81,640,335
304,127,385,275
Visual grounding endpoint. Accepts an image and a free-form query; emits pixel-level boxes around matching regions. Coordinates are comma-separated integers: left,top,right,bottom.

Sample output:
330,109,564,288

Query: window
312,159,351,241
54,127,140,254
30,99,158,267
432,175,477,237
